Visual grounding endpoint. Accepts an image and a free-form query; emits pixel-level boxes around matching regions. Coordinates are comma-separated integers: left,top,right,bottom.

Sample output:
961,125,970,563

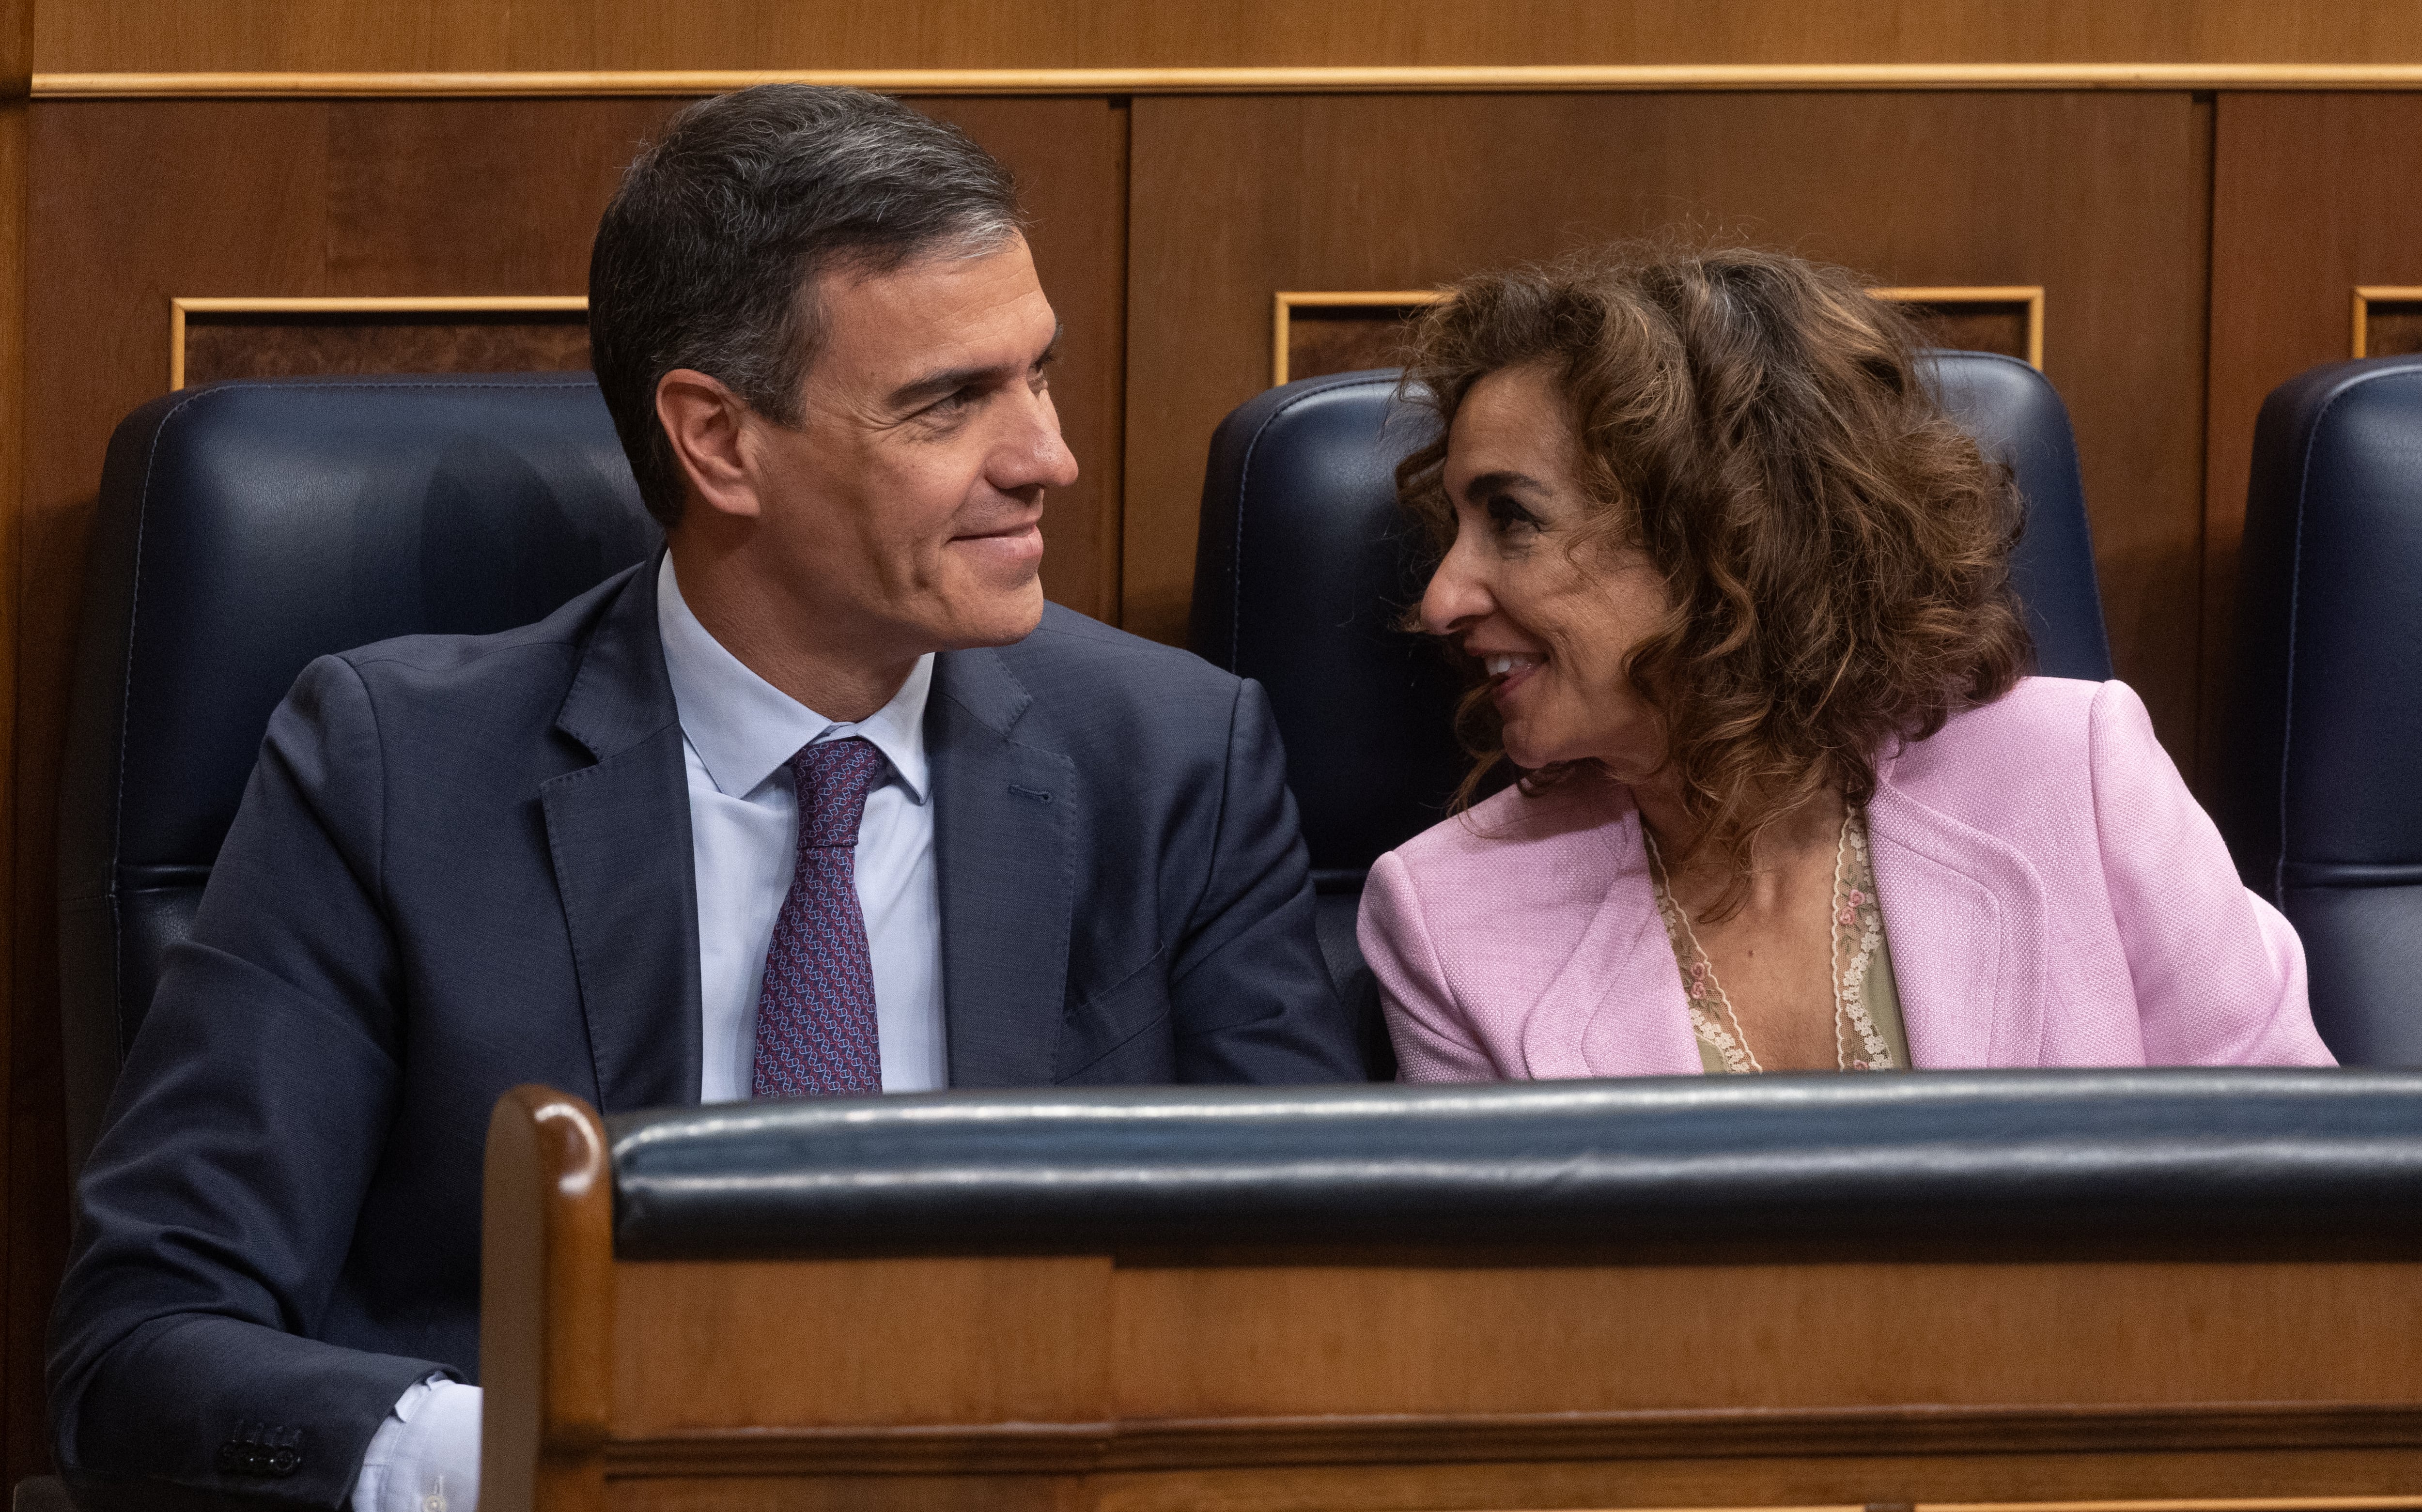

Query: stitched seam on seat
2271,365,2422,900
1227,374,1398,669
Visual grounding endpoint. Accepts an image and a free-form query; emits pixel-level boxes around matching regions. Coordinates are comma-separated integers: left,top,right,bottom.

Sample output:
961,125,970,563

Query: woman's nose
1419,541,1493,638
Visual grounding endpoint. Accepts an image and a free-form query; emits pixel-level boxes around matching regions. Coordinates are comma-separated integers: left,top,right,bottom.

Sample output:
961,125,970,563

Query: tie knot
790,737,885,849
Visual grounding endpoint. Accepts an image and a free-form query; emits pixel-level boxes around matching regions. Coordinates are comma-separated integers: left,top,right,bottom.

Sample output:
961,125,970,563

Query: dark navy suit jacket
50,561,1361,1509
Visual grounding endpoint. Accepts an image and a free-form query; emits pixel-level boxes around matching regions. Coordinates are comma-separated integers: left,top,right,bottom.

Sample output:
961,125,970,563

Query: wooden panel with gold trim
169,294,591,389
1874,285,2046,369
2351,286,2422,359
1271,290,1444,385
31,66,2422,99
1273,285,2044,387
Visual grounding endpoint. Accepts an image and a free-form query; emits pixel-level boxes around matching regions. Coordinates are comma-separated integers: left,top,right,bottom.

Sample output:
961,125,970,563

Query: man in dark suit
51,85,1361,1512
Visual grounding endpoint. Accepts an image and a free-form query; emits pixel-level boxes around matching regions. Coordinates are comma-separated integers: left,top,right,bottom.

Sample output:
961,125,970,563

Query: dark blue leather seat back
1193,354,2111,1059
59,374,657,1168
2219,356,2422,1066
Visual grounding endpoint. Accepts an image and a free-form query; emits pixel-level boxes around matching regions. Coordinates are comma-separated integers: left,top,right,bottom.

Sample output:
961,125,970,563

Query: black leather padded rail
608,1068,2421,1260
58,374,657,1172
1190,355,2111,1069
2219,356,2422,1066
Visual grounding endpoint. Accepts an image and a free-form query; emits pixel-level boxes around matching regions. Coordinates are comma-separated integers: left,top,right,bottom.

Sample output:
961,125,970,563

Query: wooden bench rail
482,1086,614,1512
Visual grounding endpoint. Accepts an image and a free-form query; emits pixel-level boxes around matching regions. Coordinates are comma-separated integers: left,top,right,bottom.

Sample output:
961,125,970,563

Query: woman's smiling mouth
1478,650,1544,698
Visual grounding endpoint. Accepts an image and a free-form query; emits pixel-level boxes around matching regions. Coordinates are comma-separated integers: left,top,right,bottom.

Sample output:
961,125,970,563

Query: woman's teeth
1485,655,1539,678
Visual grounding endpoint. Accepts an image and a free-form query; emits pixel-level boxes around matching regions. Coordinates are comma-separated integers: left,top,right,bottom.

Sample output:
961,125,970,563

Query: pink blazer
1359,678,2334,1079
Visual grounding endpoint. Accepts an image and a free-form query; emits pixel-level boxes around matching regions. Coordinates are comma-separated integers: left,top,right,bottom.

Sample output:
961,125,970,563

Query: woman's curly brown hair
1396,244,2032,912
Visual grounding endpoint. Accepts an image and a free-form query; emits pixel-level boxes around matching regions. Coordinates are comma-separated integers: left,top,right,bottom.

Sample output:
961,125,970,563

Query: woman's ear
655,369,763,522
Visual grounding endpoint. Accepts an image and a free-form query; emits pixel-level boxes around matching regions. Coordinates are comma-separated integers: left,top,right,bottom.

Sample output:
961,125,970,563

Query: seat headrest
2222,356,2422,895
65,374,657,882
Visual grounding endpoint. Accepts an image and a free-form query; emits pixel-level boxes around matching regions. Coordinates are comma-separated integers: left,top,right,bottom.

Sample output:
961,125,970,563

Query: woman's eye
1486,497,1541,536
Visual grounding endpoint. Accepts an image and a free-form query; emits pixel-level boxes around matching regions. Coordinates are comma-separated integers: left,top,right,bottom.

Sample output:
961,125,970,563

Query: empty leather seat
2219,355,2422,1066
58,374,657,1170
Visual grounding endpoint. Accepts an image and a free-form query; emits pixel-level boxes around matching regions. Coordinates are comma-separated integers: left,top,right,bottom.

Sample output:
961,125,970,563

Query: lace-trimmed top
1650,809,1914,1075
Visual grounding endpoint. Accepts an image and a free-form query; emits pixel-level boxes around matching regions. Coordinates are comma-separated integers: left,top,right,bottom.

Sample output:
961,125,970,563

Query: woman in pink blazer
1358,247,2332,1080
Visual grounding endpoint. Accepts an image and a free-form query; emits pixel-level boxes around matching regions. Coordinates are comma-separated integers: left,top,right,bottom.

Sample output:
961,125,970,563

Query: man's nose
999,388,1079,492
1419,538,1492,638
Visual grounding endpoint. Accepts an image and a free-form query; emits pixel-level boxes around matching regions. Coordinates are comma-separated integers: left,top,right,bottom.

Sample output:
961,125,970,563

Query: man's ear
655,369,763,522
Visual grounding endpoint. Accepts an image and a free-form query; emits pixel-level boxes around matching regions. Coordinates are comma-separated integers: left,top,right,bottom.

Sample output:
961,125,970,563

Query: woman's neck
1632,771,1845,918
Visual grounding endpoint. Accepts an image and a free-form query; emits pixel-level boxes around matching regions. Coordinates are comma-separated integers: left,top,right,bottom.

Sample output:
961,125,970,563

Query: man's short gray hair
589,85,1025,527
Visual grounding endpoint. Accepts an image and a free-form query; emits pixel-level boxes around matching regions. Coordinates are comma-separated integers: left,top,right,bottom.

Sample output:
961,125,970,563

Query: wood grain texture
0,0,27,1483
611,1257,1112,1433
599,1402,2422,1477
596,1473,2422,1512
576,1249,2422,1508
31,0,2422,74
182,310,593,386
2362,306,2422,360
1123,91,2214,760
2200,93,2422,788
1071,1450,2422,1512
574,1251,2422,1508
1106,1261,2422,1420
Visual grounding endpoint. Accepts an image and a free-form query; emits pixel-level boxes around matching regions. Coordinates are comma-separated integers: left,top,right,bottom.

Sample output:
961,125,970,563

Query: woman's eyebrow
1459,468,1548,499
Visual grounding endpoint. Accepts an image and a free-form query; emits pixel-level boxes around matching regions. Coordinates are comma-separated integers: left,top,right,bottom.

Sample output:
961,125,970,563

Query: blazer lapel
1519,793,1705,1080
539,563,703,1111
927,646,1077,1087
1865,772,2052,1068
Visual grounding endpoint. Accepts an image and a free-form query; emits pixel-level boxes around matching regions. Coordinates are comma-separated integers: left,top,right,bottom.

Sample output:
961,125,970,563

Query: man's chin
937,583,1048,649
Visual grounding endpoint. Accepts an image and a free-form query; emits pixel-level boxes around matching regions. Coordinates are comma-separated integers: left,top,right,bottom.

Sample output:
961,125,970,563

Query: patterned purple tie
751,737,887,1098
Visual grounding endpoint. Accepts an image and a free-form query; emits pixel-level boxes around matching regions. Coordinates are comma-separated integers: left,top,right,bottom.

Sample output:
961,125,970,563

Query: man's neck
667,543,916,725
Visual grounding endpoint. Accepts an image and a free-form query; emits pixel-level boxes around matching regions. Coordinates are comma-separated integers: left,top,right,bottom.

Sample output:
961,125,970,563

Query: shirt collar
654,554,933,804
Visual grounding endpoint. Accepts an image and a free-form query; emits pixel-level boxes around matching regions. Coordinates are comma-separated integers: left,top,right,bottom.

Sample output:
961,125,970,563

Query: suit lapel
1518,793,1705,1079
539,562,703,1111
1865,773,2051,1068
928,647,1076,1086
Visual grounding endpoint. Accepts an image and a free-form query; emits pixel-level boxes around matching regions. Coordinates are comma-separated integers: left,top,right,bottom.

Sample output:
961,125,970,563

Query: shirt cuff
353,1374,482,1512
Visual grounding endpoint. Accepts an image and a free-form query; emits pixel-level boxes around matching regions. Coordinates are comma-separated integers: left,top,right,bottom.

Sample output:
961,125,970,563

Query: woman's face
1420,364,1673,776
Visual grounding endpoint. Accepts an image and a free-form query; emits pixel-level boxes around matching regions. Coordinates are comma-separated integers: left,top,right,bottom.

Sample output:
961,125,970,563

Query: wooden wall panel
180,309,593,385
1124,91,2215,760
2200,94,2422,784
30,0,2422,74
4,93,1126,1484
0,0,26,1486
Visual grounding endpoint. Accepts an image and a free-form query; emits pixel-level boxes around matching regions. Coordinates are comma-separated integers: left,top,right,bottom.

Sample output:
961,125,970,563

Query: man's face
732,233,1075,659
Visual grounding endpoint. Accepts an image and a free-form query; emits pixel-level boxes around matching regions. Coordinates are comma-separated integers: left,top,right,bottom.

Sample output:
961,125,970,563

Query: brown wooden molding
1272,289,1444,385
168,295,587,388
31,63,2422,100
604,1400,2422,1478
1872,285,2046,369
2351,286,2422,358
482,1088,614,1512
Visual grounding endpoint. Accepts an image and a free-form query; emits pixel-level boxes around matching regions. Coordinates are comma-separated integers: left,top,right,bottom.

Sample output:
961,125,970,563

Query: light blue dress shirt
654,553,948,1099
352,556,949,1512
